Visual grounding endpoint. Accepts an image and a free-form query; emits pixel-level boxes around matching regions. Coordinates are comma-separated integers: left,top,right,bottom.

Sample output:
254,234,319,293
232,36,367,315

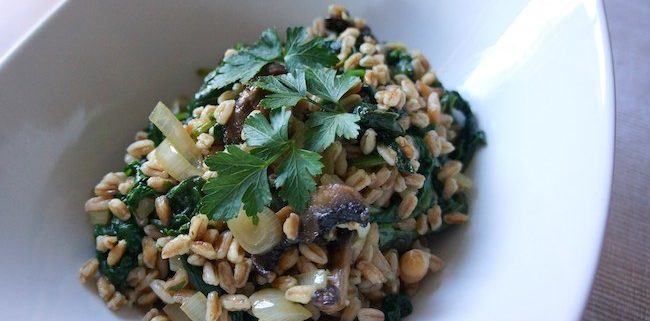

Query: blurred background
0,1,647,320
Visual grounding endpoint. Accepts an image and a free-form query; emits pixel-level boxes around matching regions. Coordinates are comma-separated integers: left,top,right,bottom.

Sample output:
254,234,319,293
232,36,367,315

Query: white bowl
0,0,613,320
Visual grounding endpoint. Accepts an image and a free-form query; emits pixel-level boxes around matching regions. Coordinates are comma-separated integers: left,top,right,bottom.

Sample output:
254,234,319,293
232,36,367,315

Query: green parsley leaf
242,107,323,212
305,68,360,103
195,29,281,103
200,146,272,220
275,146,323,213
284,27,338,73
305,111,360,152
255,72,307,110
243,108,292,160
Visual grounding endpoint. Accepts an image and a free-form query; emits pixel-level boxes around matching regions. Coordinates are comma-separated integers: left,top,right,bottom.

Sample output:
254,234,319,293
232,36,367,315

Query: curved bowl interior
0,0,613,320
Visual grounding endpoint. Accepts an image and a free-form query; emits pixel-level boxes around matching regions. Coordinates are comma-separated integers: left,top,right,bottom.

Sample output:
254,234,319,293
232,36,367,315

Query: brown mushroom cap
300,184,370,243
223,86,264,144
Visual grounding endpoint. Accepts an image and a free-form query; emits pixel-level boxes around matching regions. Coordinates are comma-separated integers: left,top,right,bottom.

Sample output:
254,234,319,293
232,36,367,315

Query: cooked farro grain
297,256,317,274
187,253,206,266
206,292,223,321
214,230,233,260
271,275,298,291
108,198,131,221
127,266,146,287
360,129,377,155
285,285,317,304
299,243,328,265
443,212,470,224
278,247,299,273
161,235,191,259
142,237,158,268
136,270,160,292
416,214,429,235
154,196,171,227
274,206,294,224
398,192,418,219
79,258,99,283
226,239,244,264
202,262,220,286
357,308,385,321
137,291,159,306
376,145,397,166
96,235,118,252
217,261,236,294
106,291,127,311
97,276,116,301
191,241,218,260
442,177,459,199
357,260,387,284
107,239,127,266
82,6,484,318
233,258,252,288
189,214,209,240
283,212,300,240
429,254,445,273
220,294,251,311
345,169,372,191
147,177,174,192
142,308,162,321
344,52,363,71
396,218,416,231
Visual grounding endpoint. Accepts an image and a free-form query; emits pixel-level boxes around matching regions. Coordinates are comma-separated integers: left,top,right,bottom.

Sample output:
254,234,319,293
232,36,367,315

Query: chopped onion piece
88,210,110,225
169,256,183,272
296,269,329,289
155,139,204,181
453,172,473,190
180,291,207,321
164,303,192,321
250,288,312,321
135,197,155,223
149,102,202,166
227,208,282,254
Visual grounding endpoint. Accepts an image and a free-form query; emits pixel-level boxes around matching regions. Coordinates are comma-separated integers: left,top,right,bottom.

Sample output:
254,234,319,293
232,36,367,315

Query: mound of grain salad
79,5,485,321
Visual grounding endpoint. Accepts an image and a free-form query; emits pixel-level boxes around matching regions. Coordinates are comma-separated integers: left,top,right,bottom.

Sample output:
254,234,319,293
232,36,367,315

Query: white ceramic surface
0,0,613,320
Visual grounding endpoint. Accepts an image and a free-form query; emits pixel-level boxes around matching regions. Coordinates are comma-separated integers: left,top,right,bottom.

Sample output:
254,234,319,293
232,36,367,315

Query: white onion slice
296,269,329,289
155,139,204,181
149,102,202,166
250,288,312,321
180,292,207,321
227,208,282,254
164,303,192,321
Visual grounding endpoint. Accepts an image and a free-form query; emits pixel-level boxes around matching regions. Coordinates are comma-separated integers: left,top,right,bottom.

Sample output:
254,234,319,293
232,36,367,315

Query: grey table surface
583,0,650,320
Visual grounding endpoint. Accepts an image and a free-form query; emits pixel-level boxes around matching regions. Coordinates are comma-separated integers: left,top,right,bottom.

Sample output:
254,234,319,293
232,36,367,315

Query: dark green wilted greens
442,91,487,166
381,293,414,321
161,176,205,235
229,311,259,321
94,217,143,290
387,49,414,79
121,161,155,211
181,255,223,295
354,103,405,141
378,225,419,252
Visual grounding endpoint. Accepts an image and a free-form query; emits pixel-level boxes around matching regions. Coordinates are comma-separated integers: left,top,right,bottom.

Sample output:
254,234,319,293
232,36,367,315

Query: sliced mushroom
259,62,287,76
299,184,370,243
252,184,369,277
223,87,264,144
311,230,353,313
251,239,293,277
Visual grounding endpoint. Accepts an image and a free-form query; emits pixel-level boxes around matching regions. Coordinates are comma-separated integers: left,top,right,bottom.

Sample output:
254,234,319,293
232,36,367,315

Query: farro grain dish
80,5,485,321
